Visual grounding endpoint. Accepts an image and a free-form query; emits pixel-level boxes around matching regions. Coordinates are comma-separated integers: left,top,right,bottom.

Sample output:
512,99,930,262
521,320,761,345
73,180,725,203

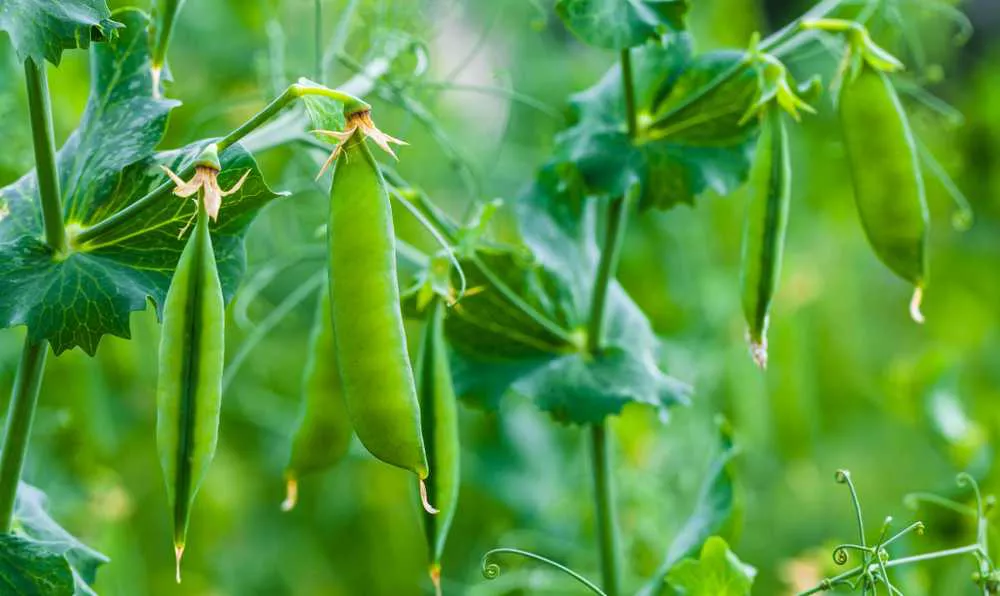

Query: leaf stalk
24,58,66,255
0,338,48,531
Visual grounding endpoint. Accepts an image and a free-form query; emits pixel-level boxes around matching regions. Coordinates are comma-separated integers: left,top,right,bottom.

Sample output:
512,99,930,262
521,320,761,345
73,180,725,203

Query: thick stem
590,423,621,596
584,48,638,596
0,338,48,531
73,83,368,247
24,59,66,255
585,195,629,354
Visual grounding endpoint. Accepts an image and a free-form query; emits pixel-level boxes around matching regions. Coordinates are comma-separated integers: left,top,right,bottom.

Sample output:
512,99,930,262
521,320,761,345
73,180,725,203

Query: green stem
585,193,629,354
797,544,983,595
24,58,66,255
73,83,367,247
584,48,639,596
0,338,48,531
590,423,621,596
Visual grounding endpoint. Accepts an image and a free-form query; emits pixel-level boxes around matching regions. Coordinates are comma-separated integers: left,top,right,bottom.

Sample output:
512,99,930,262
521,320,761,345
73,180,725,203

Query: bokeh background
0,0,998,594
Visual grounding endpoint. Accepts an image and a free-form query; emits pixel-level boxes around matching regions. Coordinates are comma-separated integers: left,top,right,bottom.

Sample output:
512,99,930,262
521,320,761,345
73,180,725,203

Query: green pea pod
740,108,791,369
282,283,353,511
150,0,186,91
417,299,460,594
840,67,929,322
156,193,225,582
327,130,430,487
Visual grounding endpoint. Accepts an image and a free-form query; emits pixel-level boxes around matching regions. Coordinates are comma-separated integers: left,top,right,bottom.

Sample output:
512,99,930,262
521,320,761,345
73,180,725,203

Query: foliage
0,0,993,594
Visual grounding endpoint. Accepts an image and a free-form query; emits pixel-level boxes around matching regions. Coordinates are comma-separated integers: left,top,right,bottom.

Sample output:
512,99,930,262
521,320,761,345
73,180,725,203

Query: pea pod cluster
325,111,431,497
839,66,929,322
282,283,353,511
156,171,226,582
417,298,461,595
740,107,791,369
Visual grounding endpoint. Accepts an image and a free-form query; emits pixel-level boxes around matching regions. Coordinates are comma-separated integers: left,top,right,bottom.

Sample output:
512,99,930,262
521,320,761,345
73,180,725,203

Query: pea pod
156,191,225,582
840,67,929,322
282,283,353,511
327,117,430,488
150,0,186,93
417,298,460,594
740,108,790,369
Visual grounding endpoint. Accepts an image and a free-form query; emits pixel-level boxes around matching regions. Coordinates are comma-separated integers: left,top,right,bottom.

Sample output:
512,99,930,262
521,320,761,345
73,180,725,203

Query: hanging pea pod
150,0,187,95
740,107,791,369
417,298,460,595
156,173,225,583
323,110,432,506
839,67,929,322
282,283,353,512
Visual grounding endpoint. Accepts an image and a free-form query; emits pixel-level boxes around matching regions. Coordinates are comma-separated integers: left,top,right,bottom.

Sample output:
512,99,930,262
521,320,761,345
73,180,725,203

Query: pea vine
0,0,978,593
799,471,997,596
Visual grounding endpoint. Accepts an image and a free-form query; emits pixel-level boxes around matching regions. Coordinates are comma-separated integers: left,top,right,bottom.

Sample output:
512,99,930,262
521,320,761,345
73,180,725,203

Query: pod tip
419,479,439,515
152,66,162,100
910,286,925,324
174,543,184,584
429,564,442,596
746,330,768,370
281,476,299,512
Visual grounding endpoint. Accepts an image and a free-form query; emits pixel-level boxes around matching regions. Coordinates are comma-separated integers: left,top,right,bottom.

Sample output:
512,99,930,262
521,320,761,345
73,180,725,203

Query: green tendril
836,470,867,548
480,548,607,596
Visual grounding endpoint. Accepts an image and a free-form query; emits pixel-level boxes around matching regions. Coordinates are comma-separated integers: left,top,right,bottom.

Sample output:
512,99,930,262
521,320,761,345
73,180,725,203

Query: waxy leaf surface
0,9,283,354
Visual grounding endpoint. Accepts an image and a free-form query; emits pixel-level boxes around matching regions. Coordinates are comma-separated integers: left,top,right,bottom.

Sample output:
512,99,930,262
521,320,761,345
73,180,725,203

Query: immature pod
417,299,460,595
282,284,353,511
327,115,430,486
150,0,187,93
740,108,791,369
156,191,225,582
840,67,929,322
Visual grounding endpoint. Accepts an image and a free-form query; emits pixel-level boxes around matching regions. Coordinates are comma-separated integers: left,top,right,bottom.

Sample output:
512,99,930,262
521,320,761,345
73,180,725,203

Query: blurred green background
0,0,998,594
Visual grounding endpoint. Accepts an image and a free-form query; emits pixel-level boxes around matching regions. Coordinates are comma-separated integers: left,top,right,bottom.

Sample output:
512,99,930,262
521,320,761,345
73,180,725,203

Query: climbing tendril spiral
480,548,608,596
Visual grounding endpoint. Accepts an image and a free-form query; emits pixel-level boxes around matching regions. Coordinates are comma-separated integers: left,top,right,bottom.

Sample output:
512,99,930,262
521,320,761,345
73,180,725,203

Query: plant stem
797,544,983,595
584,48,639,596
24,58,66,255
0,338,48,531
590,423,621,596
73,83,368,247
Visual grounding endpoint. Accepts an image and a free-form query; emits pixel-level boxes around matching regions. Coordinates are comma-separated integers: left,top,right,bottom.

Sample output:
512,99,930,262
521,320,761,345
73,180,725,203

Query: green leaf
555,0,688,50
665,537,756,596
0,9,284,355
13,483,108,590
298,78,347,141
0,0,122,66
438,163,691,423
556,36,760,210
0,534,74,596
637,421,740,596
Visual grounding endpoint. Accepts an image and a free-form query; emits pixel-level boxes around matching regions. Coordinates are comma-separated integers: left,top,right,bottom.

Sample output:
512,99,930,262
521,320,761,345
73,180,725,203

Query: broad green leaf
555,0,688,50
556,36,760,210
426,163,691,423
0,534,74,596
0,0,121,66
637,421,740,596
665,536,756,596
511,347,692,423
13,483,108,590
0,9,284,355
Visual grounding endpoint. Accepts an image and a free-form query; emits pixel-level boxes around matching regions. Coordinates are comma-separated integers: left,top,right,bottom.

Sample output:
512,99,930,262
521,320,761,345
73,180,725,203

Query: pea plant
0,0,977,594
